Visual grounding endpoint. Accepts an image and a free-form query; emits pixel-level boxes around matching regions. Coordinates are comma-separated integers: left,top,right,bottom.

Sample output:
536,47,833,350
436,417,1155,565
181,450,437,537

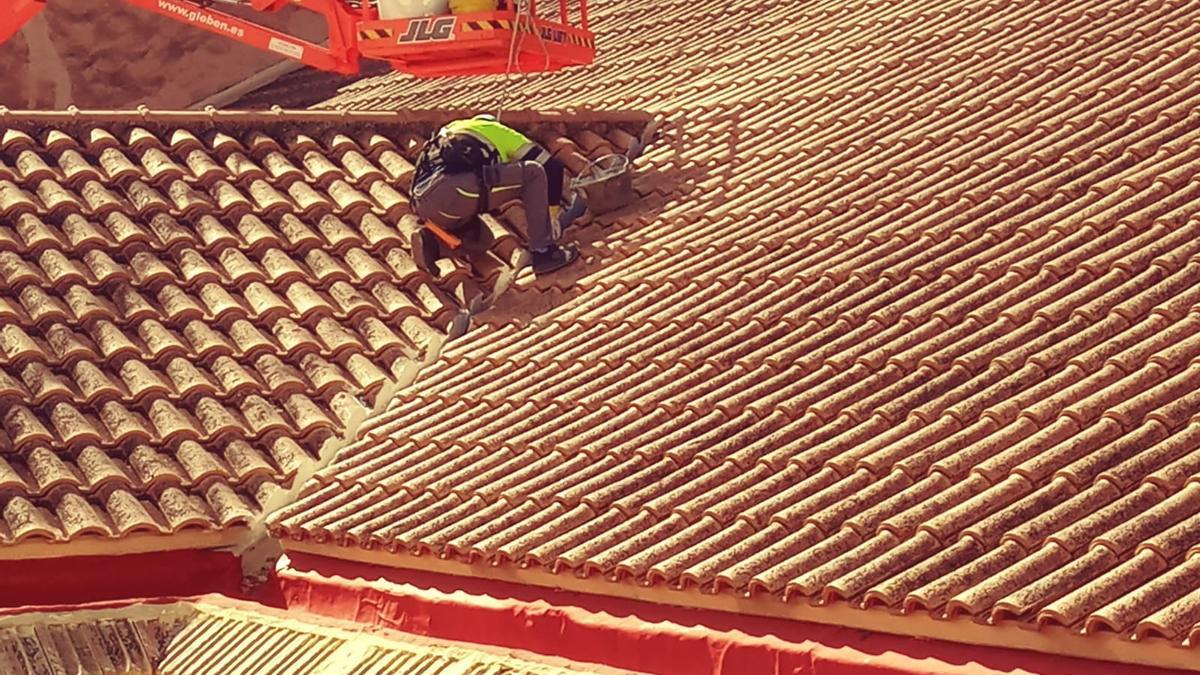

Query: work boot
557,192,587,229
410,226,441,275
531,244,580,276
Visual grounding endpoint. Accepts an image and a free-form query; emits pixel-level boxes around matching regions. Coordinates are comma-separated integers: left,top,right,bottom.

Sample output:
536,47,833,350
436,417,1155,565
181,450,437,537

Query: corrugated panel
0,601,610,674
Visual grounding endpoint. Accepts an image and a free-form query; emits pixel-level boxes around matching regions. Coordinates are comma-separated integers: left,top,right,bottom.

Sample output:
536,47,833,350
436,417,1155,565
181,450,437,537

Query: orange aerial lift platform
0,0,594,77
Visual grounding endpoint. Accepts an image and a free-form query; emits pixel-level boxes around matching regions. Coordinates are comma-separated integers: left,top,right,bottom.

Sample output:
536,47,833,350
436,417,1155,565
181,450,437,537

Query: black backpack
412,131,499,211
442,133,498,172
415,132,497,178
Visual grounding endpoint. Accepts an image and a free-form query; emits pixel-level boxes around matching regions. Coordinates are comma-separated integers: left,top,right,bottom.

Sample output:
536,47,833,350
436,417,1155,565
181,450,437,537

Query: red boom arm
2,0,47,44
124,0,363,74
0,0,594,79
1,0,365,75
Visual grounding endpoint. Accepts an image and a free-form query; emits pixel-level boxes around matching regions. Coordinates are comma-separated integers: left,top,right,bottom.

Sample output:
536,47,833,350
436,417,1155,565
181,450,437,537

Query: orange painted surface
0,549,1185,674
0,549,245,609
279,553,1185,675
0,1,44,44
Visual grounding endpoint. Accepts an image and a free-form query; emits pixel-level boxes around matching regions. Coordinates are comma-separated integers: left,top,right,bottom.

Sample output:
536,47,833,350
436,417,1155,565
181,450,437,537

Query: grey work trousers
413,162,557,251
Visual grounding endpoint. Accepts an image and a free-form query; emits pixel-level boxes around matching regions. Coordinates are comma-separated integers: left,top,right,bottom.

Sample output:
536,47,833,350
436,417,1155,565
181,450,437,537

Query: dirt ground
0,0,326,109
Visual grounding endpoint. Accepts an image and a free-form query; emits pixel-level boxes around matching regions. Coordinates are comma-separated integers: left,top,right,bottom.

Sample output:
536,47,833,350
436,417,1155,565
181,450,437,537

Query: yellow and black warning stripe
460,19,513,32
452,18,593,47
358,27,395,41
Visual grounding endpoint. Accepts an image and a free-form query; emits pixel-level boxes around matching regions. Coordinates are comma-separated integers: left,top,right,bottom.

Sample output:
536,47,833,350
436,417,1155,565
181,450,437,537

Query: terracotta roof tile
266,0,1200,664
0,599,619,675
0,110,636,556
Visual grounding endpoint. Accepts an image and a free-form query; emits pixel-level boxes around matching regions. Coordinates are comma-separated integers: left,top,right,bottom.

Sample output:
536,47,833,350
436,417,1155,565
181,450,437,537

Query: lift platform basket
0,0,593,79
358,5,595,77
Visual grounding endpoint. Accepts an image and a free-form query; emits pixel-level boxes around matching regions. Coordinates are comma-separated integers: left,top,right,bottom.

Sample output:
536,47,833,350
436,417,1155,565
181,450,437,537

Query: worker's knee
520,161,548,186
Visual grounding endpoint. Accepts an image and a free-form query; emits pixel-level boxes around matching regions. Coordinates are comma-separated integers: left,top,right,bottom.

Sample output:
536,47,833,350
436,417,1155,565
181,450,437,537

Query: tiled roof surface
0,110,641,554
0,599,619,674
226,62,393,110
274,0,1200,657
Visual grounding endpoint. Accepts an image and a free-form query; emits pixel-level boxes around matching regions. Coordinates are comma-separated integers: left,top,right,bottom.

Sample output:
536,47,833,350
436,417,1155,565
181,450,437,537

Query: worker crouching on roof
410,115,586,276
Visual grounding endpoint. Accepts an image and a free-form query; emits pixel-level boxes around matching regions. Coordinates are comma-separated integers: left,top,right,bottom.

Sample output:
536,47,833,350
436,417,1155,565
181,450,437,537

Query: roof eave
281,540,1199,674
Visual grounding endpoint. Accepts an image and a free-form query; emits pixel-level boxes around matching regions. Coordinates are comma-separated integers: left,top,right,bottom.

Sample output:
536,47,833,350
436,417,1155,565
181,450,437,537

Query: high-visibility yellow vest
442,117,534,163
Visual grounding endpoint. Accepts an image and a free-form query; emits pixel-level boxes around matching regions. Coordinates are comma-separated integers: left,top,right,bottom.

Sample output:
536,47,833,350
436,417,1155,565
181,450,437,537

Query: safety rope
493,0,551,121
